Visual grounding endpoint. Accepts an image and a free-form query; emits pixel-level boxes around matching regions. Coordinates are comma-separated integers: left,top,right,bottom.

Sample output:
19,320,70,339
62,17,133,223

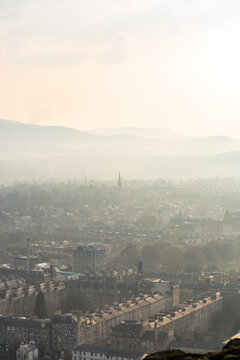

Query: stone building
111,320,150,351
71,274,121,311
0,292,172,354
52,314,79,352
0,316,52,353
0,269,180,324
0,314,79,357
0,280,72,317
77,292,176,346
110,293,222,354
0,292,222,356
111,320,174,353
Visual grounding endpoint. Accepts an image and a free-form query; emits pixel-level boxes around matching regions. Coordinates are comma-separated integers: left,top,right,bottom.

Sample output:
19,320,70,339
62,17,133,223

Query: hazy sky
1,0,240,136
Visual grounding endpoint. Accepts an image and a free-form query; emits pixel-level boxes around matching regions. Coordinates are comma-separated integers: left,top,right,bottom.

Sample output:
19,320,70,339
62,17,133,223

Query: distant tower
137,256,143,282
26,238,31,271
118,172,122,189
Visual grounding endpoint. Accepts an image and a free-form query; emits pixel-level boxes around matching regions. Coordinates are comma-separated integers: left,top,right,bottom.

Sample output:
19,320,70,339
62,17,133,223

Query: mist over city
1,1,240,359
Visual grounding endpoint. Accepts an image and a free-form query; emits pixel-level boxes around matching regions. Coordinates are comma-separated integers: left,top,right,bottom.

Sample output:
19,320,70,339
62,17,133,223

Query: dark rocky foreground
144,339,240,360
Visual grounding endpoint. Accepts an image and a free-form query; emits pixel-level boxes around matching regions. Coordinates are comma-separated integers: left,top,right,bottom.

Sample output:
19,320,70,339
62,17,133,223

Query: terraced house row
111,292,223,354
77,289,179,346
0,289,178,356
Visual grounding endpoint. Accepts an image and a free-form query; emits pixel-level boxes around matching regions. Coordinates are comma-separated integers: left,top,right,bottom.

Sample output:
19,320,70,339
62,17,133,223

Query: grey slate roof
114,320,143,332
0,316,51,329
52,314,77,325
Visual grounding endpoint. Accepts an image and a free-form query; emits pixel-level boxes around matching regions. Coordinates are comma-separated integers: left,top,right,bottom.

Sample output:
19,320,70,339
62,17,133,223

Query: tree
119,243,139,269
142,245,159,270
33,291,47,319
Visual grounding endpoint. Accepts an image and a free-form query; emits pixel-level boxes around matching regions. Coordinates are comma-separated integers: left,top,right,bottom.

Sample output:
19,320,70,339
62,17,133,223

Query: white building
16,341,38,360
72,344,145,360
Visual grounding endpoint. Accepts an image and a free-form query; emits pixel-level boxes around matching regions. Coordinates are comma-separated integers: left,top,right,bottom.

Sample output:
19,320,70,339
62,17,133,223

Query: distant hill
2,119,240,159
0,119,92,144
90,127,188,139
2,119,240,182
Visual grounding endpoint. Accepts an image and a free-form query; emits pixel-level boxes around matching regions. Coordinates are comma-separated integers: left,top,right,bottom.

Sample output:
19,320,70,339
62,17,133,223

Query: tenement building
51,314,80,352
111,292,222,354
0,316,52,352
77,291,178,346
0,280,71,317
0,292,221,357
0,292,175,355
0,313,79,357
0,272,179,318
